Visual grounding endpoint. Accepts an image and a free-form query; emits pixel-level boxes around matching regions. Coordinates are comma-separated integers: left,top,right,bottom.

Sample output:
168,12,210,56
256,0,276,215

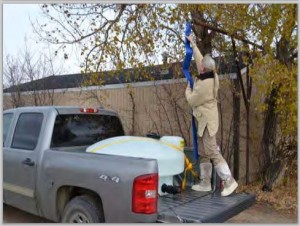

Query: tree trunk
231,38,243,181
128,89,136,136
261,88,278,168
261,29,296,189
232,79,241,180
191,12,214,55
246,66,252,184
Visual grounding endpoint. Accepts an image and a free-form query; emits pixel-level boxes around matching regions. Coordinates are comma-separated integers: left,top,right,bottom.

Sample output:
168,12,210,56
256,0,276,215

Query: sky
3,4,168,84
3,4,81,77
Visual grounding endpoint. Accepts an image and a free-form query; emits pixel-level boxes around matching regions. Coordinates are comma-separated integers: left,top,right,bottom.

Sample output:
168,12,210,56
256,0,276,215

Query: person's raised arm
186,34,203,75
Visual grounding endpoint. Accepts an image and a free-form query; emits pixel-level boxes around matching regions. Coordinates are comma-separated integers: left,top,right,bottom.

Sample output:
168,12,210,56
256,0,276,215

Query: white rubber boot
191,162,212,192
215,163,238,196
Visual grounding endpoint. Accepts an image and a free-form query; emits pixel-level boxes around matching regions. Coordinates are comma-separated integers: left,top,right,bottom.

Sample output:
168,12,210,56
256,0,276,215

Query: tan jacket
185,42,219,137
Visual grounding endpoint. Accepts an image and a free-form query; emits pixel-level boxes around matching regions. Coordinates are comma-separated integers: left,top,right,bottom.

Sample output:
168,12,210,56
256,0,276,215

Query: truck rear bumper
157,189,255,223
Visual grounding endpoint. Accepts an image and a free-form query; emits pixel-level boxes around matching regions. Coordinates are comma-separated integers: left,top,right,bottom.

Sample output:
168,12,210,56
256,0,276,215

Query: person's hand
186,34,194,44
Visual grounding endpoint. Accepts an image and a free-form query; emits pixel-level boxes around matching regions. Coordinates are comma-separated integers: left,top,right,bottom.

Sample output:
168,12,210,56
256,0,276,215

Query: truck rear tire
61,195,104,223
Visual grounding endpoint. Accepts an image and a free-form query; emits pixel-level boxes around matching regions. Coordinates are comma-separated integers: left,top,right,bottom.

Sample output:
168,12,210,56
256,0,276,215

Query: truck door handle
22,158,35,166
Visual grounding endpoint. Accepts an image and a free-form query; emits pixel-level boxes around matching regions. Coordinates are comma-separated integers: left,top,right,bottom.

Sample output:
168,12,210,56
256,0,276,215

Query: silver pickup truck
3,106,255,223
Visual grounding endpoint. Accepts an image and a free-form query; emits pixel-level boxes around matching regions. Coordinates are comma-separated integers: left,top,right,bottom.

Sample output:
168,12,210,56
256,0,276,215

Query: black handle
22,158,35,166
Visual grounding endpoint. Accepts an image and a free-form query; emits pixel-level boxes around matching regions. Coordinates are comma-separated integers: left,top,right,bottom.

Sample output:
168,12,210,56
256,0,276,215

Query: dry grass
237,166,297,215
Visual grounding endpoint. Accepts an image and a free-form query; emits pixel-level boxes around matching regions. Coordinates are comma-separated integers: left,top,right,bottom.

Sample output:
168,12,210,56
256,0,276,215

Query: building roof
4,54,248,93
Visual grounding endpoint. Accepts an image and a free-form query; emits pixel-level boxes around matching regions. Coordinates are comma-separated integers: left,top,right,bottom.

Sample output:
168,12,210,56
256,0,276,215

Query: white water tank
86,136,185,195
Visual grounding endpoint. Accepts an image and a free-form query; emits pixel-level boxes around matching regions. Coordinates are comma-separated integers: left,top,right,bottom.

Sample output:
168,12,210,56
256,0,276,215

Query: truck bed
157,189,255,223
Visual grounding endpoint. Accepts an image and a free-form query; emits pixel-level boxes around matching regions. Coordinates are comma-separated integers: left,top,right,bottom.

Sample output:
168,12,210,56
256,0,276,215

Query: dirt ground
3,201,297,223
226,202,297,223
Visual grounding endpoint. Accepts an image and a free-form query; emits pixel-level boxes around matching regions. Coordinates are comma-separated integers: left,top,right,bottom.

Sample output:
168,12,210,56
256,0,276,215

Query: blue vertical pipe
182,22,199,160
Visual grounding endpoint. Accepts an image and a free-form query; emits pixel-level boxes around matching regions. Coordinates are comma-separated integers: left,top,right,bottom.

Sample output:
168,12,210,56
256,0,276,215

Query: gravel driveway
3,202,297,223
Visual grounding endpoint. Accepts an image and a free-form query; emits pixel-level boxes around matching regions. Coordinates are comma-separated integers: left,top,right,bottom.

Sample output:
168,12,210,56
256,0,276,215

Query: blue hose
182,22,199,160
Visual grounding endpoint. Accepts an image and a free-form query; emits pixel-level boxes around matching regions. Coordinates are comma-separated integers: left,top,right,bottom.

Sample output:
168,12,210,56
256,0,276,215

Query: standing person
185,34,238,196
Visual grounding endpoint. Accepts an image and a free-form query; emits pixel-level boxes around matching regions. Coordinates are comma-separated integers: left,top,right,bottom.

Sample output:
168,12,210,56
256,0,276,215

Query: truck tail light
132,173,158,214
80,108,99,113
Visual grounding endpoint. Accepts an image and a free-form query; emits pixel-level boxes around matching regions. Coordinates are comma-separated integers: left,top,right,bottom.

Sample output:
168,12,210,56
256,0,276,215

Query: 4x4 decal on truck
99,174,120,183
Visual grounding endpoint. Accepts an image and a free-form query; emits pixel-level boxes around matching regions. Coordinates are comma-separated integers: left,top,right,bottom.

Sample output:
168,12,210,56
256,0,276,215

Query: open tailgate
157,189,255,223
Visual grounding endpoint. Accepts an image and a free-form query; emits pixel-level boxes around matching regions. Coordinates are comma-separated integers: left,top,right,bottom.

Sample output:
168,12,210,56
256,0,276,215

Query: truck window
3,113,14,146
11,113,44,150
51,114,125,148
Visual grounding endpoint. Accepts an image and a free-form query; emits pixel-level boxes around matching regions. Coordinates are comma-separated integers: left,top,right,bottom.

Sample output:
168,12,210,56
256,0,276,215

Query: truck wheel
61,195,104,223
